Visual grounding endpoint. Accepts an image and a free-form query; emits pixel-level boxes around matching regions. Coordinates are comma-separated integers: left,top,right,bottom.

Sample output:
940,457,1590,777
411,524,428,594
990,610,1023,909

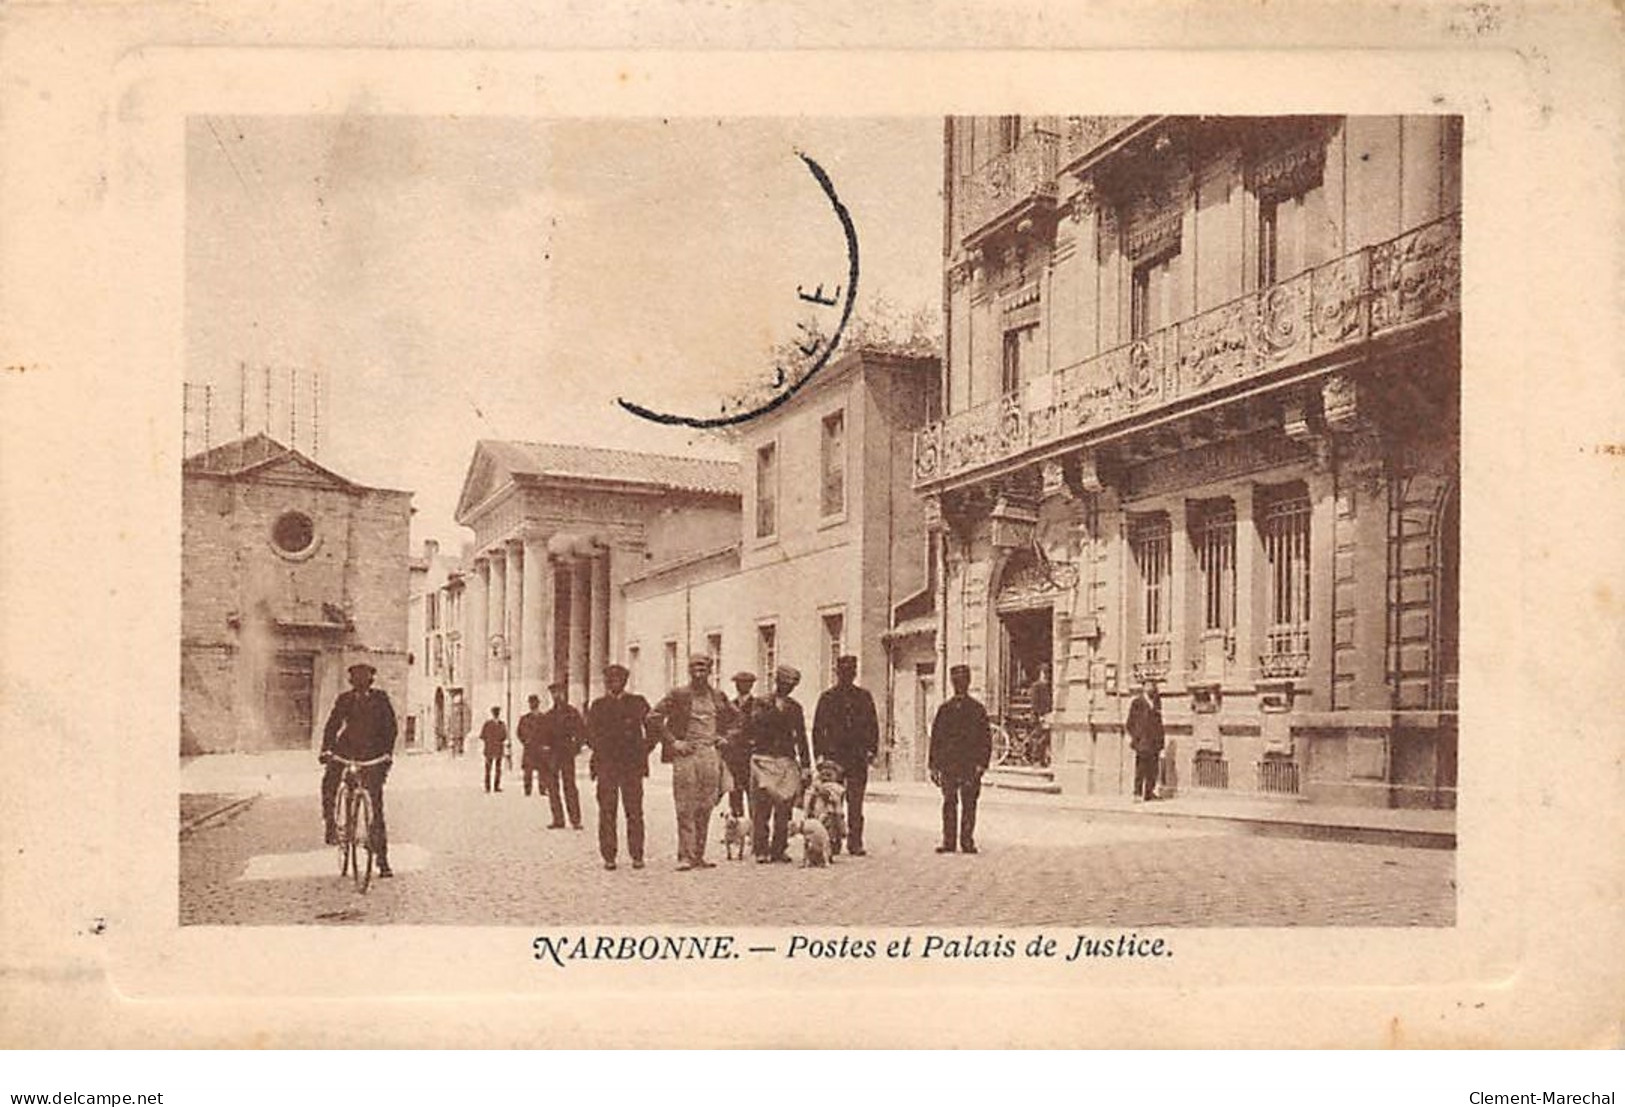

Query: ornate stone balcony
914,212,1460,490
956,130,1061,243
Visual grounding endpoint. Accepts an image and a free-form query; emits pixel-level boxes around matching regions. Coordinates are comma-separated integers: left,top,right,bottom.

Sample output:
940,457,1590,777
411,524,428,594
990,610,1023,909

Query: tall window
1001,330,1022,395
822,612,845,686
1261,487,1312,676
998,115,1021,154
755,442,777,538
627,645,641,692
820,411,845,517
1193,500,1237,635
663,640,679,690
1258,178,1328,287
757,623,777,681
706,632,723,674
1132,515,1173,678
1131,250,1178,340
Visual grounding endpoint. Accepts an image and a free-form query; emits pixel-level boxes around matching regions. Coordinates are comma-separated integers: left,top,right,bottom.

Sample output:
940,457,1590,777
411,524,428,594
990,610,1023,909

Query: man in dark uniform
320,661,398,878
928,663,991,855
516,693,548,797
1126,679,1165,802
811,655,879,856
585,664,655,870
539,680,586,830
479,706,506,793
746,665,812,863
723,671,759,819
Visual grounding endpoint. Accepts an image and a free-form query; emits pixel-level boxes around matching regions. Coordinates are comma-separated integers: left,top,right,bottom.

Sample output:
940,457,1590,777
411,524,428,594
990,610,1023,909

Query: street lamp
489,632,513,769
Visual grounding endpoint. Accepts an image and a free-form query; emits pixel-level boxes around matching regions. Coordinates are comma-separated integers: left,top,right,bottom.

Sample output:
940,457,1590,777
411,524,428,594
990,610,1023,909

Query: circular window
271,511,316,556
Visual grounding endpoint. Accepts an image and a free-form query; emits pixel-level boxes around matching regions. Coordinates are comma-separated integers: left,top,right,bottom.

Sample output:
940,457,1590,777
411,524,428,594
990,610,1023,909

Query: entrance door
999,607,1053,721
266,652,316,749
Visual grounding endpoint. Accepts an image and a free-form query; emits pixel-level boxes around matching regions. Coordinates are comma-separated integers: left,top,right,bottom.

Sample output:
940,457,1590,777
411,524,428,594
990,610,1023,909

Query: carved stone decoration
922,493,944,531
1247,139,1327,204
1075,448,1106,494
1040,459,1072,502
1281,396,1330,471
1322,374,1360,434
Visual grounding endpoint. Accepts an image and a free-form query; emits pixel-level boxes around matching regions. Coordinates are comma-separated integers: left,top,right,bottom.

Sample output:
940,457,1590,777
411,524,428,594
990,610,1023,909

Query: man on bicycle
320,661,398,878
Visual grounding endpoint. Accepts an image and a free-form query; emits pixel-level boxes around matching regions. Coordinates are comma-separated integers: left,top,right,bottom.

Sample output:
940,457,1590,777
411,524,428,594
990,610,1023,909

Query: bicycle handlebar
328,753,393,768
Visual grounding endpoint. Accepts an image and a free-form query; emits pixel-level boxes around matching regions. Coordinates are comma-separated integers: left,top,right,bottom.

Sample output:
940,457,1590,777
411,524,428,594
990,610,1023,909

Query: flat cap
775,664,801,684
688,654,714,669
347,662,376,676
731,671,758,684
836,654,859,667
603,663,630,679
949,663,972,678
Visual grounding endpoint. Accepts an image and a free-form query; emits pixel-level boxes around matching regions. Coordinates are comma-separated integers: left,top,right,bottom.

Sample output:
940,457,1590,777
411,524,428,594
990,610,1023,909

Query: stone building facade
181,434,413,755
913,116,1460,807
451,441,740,721
621,347,940,777
406,539,470,751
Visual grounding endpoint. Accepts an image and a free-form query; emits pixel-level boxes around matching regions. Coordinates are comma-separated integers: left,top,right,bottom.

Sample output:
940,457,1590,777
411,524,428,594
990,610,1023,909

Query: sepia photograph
177,113,1461,929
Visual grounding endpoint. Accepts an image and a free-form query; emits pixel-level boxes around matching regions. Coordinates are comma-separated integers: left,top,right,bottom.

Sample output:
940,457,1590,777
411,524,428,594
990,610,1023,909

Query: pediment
454,443,508,525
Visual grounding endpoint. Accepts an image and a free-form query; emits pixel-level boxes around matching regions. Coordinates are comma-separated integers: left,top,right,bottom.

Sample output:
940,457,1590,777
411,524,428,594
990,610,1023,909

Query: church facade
914,116,1461,807
181,434,413,755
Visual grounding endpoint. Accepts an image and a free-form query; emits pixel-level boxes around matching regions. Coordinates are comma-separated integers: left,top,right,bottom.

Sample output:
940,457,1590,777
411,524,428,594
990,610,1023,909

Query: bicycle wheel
990,723,1012,766
353,787,375,893
338,786,356,878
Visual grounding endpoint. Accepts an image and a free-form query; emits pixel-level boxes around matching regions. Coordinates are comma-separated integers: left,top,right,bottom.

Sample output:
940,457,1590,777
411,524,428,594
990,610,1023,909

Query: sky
185,115,944,549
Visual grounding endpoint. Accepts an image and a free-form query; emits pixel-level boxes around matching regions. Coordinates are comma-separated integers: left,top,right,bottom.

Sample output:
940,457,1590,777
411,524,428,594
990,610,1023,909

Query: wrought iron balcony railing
913,211,1460,489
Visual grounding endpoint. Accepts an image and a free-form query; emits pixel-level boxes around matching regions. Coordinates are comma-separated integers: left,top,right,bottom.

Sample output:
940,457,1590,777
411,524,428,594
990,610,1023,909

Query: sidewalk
866,778,1456,850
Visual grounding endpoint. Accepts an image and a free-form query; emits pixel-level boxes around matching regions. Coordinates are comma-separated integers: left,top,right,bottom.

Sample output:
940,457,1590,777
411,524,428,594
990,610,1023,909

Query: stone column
488,550,507,715
569,555,591,707
1234,484,1259,685
505,541,524,701
522,533,551,696
469,557,490,692
1167,499,1191,691
590,549,611,701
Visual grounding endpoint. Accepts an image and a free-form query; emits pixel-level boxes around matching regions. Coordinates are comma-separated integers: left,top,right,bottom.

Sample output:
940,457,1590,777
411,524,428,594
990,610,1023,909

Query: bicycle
329,753,391,892
990,718,1052,768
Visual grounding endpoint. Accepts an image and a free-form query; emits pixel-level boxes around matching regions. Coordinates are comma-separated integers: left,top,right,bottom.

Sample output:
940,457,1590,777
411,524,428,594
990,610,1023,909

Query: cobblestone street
180,755,1455,927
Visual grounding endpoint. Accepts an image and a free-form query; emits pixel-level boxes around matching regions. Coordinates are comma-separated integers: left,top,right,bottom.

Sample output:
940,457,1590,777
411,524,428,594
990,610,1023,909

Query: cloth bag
750,754,802,805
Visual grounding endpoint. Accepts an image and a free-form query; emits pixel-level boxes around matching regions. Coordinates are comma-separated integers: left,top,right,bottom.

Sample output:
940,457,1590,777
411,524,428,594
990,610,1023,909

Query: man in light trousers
649,654,741,871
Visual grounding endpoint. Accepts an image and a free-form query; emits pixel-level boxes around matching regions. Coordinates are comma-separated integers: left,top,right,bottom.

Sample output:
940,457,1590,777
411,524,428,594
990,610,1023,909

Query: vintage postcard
1,3,1620,1049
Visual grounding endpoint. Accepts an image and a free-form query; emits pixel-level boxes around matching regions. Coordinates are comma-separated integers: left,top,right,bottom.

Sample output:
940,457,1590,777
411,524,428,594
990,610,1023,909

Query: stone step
985,767,1062,794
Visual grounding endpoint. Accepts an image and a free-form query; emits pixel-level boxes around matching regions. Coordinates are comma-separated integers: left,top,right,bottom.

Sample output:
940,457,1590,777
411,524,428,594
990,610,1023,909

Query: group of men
312,644,1169,875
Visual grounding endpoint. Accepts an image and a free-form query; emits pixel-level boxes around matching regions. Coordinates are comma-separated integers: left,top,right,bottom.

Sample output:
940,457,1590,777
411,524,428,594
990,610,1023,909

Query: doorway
266,651,315,749
999,607,1053,721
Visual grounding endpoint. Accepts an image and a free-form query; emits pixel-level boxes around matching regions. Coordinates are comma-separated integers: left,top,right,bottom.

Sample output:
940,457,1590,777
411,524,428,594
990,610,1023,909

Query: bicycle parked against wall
991,715,1051,768
332,753,391,892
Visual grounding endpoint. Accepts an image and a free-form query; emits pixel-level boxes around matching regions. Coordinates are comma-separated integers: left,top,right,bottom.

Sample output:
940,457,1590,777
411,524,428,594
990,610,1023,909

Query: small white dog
721,810,751,861
793,816,831,868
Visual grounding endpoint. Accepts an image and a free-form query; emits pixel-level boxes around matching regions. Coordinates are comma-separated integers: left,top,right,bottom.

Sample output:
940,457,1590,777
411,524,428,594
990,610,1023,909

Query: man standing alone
650,655,740,871
811,655,878,856
928,664,991,855
585,664,654,871
540,680,586,829
1126,680,1165,802
479,706,506,793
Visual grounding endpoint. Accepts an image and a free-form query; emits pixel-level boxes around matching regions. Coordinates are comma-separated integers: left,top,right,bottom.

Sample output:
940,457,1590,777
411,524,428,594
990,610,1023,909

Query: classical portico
453,440,740,715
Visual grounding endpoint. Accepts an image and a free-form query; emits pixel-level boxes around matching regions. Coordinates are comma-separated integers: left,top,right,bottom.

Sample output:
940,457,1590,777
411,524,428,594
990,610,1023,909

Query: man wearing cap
746,665,812,863
539,680,586,830
516,694,548,798
319,661,398,877
928,664,991,855
479,706,507,793
722,671,760,820
585,663,655,870
812,655,879,856
649,655,740,871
